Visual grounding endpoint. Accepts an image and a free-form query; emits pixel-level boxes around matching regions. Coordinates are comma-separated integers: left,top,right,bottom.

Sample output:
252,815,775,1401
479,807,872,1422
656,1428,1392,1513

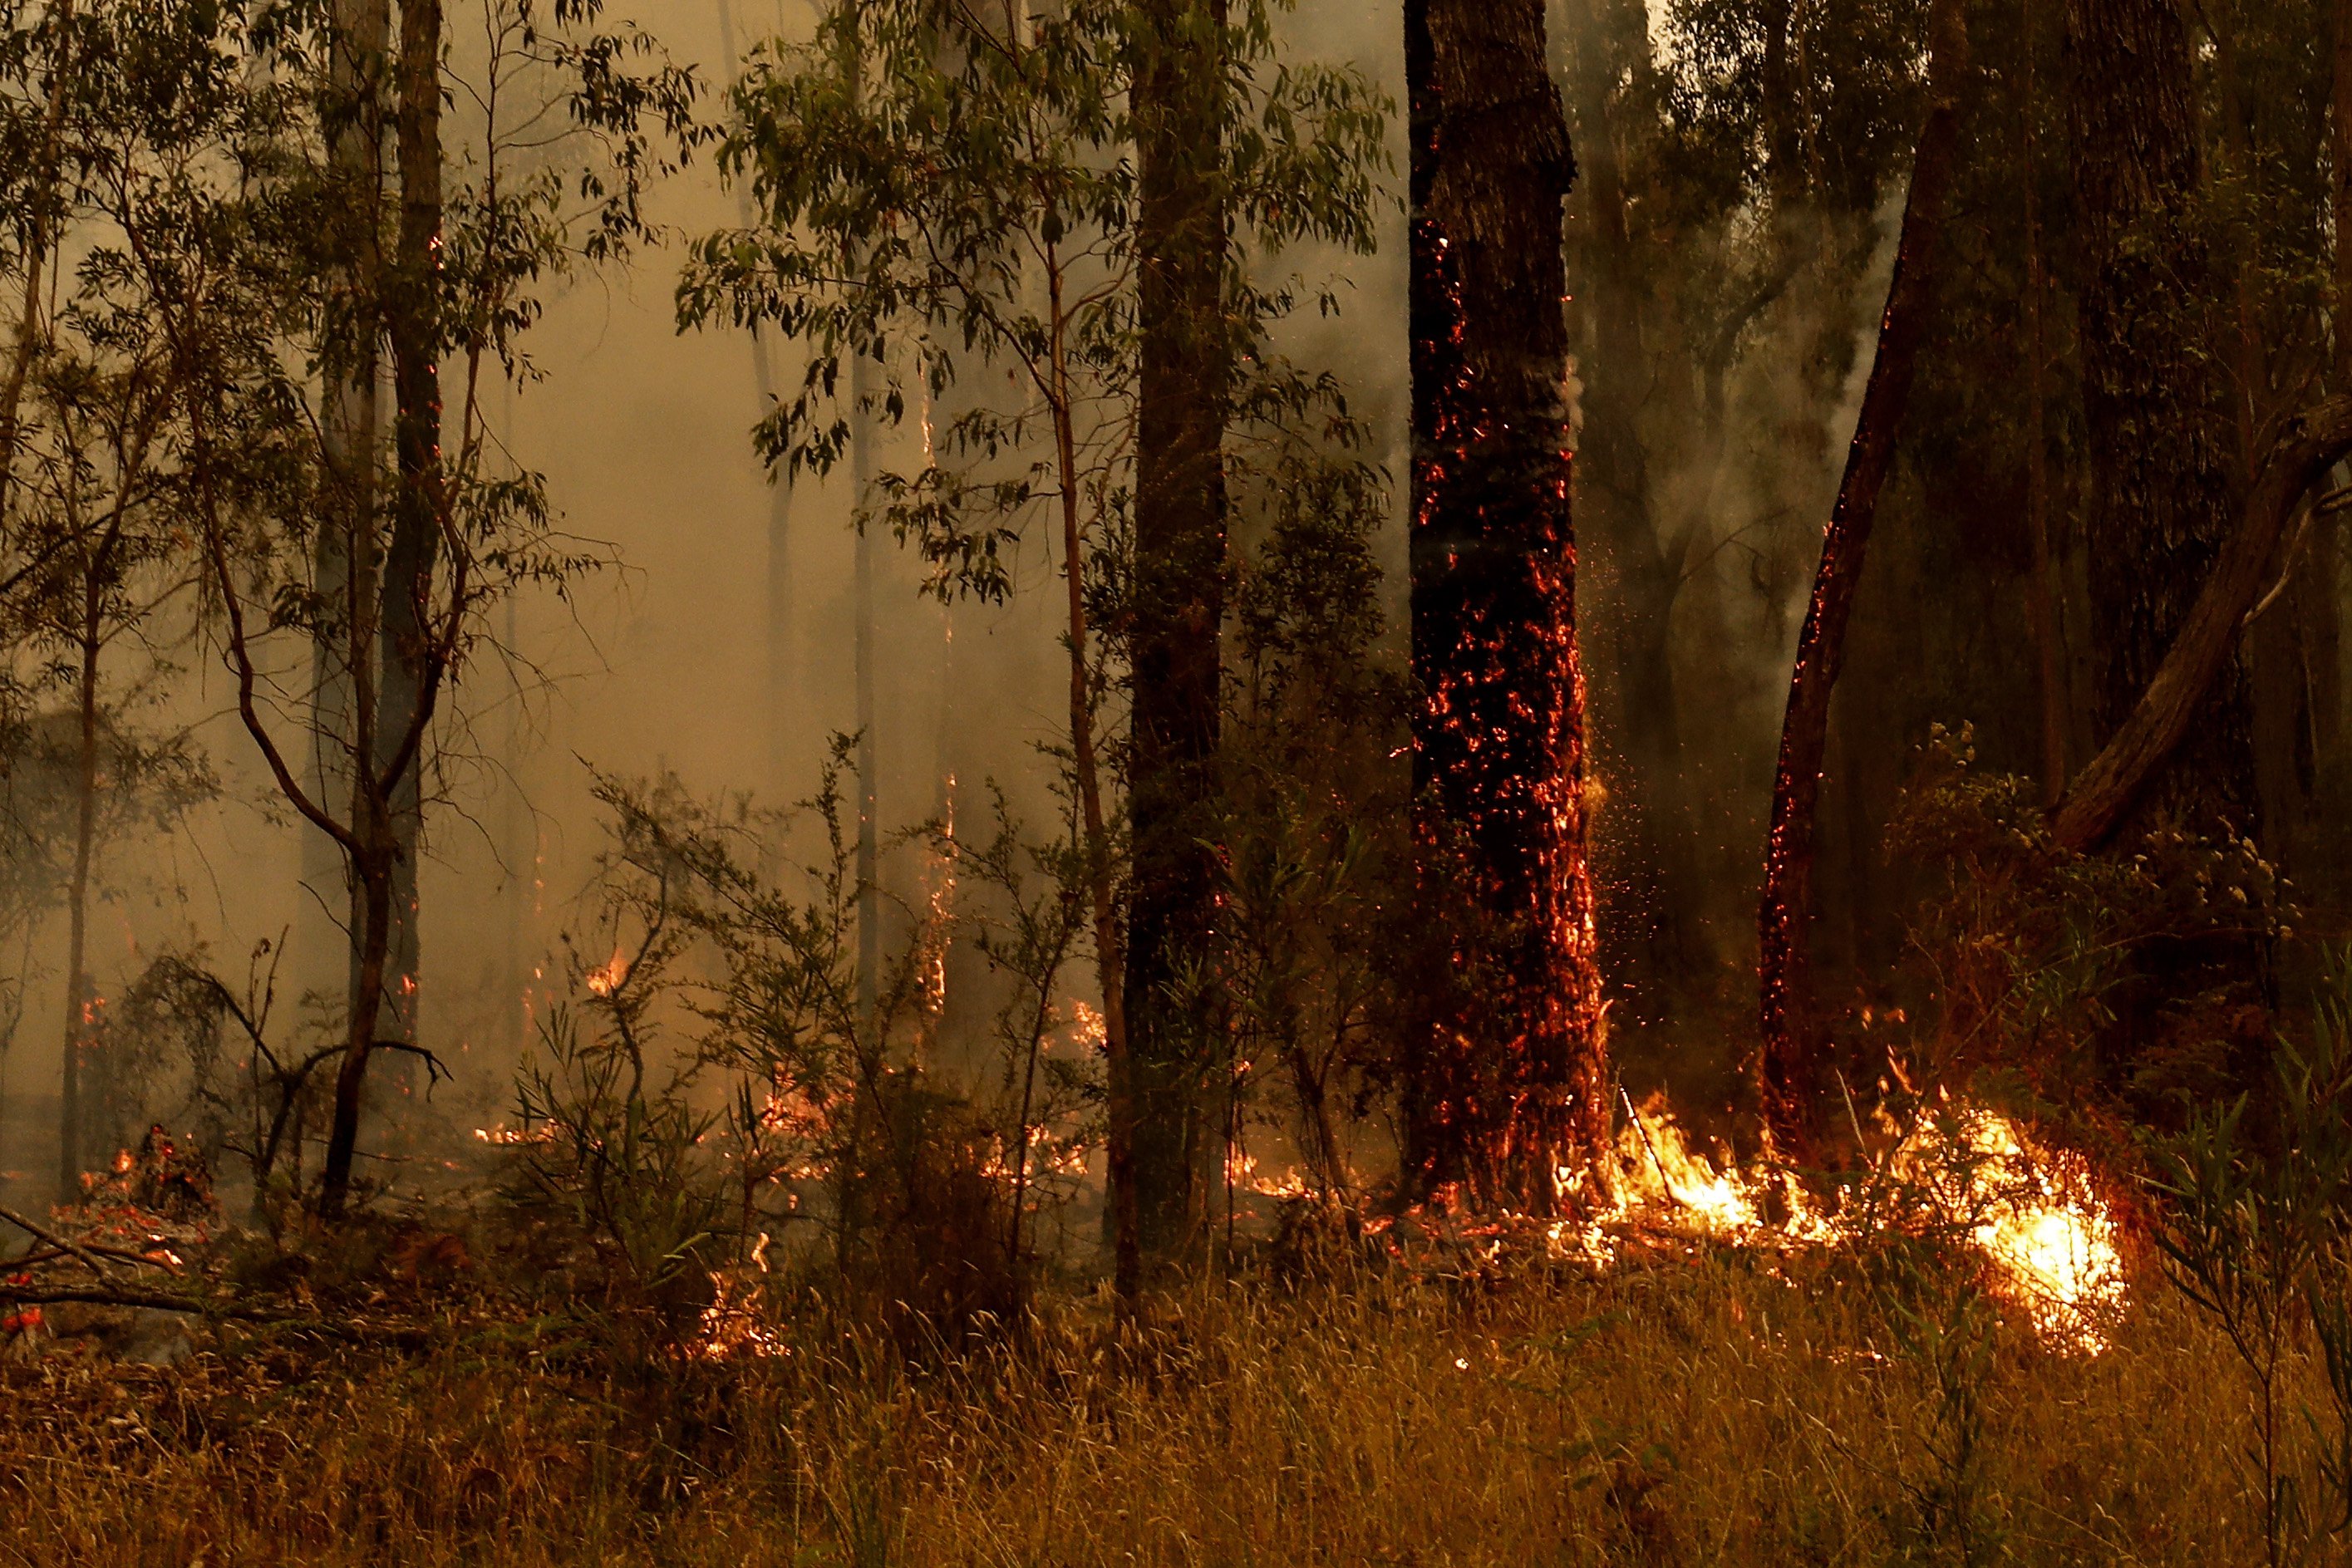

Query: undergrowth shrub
1887,725,2290,1140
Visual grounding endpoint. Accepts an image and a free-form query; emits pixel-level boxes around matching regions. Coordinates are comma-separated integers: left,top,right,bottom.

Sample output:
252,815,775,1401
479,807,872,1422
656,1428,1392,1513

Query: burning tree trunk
2062,0,2255,837
1756,0,1967,1159
1125,0,1228,1271
1405,0,1607,1207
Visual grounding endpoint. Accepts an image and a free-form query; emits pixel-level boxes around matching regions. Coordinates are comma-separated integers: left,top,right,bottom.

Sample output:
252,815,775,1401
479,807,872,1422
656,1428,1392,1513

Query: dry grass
0,1243,2308,1566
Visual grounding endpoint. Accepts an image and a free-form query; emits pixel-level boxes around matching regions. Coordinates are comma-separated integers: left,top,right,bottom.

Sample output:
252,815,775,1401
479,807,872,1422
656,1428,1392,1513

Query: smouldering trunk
1405,0,1607,1207
2062,0,2255,836
1125,0,1229,1273
57,622,100,1204
1756,0,1966,1159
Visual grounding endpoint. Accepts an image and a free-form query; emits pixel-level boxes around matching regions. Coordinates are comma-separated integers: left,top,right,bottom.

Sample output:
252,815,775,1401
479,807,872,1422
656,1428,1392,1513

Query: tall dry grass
0,1239,2313,1566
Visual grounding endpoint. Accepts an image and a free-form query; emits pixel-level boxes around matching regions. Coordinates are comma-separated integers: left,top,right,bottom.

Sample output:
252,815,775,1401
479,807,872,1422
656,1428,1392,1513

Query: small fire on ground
1559,1095,2128,1353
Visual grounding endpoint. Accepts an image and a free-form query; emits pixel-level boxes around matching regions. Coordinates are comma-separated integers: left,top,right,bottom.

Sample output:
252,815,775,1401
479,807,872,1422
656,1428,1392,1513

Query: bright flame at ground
1580,1095,2127,1352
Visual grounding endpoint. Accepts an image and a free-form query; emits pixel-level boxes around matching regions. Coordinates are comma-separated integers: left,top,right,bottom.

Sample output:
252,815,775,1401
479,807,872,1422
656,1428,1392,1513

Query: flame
1563,1094,2126,1353
472,1124,554,1146
585,947,628,998
692,1271,789,1361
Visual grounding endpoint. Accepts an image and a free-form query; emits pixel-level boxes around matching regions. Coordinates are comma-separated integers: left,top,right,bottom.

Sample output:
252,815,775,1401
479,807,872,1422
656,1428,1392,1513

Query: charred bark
2063,0,2255,835
1756,0,1966,1159
1405,0,1607,1207
1125,0,1229,1271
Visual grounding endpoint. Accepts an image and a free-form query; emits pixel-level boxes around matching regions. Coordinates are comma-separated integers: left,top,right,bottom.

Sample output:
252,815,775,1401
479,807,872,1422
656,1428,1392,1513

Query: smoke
0,0,1417,1196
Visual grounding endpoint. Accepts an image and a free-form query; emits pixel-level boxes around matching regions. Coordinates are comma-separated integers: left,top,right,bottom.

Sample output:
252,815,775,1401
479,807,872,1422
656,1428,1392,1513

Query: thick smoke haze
0,0,1415,1195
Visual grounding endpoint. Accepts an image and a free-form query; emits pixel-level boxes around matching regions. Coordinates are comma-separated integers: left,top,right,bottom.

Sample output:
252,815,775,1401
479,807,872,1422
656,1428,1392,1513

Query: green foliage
677,0,1388,603
2145,952,2352,1565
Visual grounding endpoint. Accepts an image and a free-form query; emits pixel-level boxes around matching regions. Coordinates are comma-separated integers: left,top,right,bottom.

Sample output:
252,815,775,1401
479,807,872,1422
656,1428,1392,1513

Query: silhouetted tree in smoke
1126,0,1232,1274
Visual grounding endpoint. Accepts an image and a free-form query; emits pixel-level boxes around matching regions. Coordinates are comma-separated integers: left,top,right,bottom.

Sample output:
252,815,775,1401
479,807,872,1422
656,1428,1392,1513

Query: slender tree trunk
323,0,438,1215
2339,0,2352,393
1405,0,1607,1207
1125,0,1228,1273
372,0,443,1049
1565,0,1700,1003
1756,0,1966,1159
2021,22,2066,807
57,622,100,1203
305,0,386,1020
2063,0,2253,836
0,0,74,528
323,848,396,1216
854,355,878,1039
1045,251,1139,1300
842,0,880,1043
716,0,800,806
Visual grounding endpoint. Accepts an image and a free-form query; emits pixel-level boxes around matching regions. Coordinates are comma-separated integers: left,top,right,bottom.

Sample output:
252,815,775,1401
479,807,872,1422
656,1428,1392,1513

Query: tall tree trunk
1564,0,1698,1005
57,621,99,1203
304,0,386,1025
373,0,442,1048
1756,0,1966,1159
2063,0,2254,836
323,0,439,1214
2339,0,2352,393
1405,0,1607,1207
715,0,801,807
0,0,74,528
1125,0,1228,1273
1042,247,1139,1301
2021,15,2066,807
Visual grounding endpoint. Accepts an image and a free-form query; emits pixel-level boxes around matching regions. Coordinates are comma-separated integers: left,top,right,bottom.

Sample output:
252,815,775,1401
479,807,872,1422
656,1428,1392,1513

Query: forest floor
0,1209,2312,1567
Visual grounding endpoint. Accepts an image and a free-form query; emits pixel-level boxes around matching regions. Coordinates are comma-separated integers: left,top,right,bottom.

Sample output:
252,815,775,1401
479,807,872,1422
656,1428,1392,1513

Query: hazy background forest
7,0,2352,1561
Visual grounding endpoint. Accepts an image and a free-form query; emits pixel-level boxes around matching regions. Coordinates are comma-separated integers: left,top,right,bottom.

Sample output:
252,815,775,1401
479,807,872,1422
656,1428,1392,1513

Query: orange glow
1552,1094,2126,1353
585,947,628,998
